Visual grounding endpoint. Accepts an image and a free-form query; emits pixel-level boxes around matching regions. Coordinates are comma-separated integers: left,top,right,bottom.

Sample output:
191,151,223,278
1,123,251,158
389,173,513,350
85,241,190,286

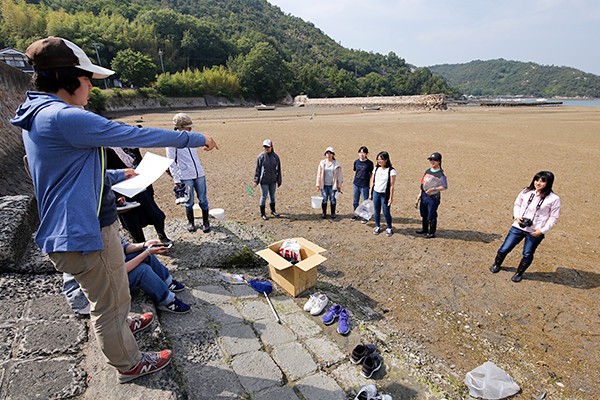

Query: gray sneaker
386,228,393,237
373,227,382,235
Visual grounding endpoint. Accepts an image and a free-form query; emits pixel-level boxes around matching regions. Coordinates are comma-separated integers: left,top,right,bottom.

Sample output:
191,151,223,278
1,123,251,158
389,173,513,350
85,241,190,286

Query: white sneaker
303,292,321,312
354,384,377,400
309,293,329,315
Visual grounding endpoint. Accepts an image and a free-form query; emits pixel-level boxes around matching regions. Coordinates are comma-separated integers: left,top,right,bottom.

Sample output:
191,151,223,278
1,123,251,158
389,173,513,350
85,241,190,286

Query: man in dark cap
11,37,218,383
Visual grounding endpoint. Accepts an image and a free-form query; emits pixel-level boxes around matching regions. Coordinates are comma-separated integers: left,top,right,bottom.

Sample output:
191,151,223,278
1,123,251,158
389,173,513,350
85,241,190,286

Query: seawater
560,99,600,107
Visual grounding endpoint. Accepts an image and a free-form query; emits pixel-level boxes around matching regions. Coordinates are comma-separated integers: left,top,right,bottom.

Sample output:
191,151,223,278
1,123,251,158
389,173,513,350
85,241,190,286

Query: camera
519,218,533,228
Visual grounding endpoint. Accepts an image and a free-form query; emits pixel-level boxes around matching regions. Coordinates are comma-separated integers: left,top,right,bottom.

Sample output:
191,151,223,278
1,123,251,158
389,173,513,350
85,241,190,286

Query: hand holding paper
112,152,174,198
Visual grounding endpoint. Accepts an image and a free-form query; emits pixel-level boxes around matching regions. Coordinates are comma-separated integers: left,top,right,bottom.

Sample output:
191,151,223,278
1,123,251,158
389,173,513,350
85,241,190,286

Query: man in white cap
11,36,218,383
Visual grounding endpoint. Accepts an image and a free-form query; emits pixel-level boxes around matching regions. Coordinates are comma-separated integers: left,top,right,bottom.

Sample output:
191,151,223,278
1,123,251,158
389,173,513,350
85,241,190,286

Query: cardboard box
256,238,327,297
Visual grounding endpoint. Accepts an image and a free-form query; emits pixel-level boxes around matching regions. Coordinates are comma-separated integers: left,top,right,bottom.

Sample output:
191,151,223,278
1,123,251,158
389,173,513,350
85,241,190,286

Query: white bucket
311,196,323,209
209,208,225,220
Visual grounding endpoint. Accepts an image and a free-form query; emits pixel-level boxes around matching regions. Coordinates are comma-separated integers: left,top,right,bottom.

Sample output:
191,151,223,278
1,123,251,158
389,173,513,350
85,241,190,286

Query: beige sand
117,105,600,398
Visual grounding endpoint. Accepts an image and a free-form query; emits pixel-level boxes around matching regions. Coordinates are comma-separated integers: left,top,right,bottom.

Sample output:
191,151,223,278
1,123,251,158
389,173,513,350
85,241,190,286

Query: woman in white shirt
316,147,343,218
490,171,561,282
370,151,397,237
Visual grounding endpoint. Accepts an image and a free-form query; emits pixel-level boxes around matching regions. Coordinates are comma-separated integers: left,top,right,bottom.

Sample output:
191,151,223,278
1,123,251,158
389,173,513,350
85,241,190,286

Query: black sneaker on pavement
168,279,185,292
158,298,191,314
351,343,377,364
118,350,172,383
361,353,383,379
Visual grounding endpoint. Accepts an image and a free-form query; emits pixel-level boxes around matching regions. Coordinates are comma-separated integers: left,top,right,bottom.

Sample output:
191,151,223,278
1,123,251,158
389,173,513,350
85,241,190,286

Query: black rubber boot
201,209,211,233
416,218,428,234
270,203,280,217
156,231,173,245
321,203,327,219
260,205,268,220
330,204,336,219
425,222,436,238
511,260,530,282
489,253,506,273
186,209,196,232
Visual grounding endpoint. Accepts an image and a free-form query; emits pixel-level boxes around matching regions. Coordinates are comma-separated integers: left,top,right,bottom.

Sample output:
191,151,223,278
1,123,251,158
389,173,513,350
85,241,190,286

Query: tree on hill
111,49,158,88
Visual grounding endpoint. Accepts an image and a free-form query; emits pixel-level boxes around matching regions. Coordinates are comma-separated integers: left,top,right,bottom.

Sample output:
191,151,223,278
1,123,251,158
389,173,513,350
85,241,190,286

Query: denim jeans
259,182,277,206
321,185,337,205
373,191,392,228
182,176,208,212
353,184,370,211
420,193,441,224
125,251,175,306
497,226,545,265
63,272,90,313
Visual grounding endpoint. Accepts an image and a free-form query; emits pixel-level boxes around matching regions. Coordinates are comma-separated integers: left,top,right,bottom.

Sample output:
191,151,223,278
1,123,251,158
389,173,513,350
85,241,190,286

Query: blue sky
268,0,599,75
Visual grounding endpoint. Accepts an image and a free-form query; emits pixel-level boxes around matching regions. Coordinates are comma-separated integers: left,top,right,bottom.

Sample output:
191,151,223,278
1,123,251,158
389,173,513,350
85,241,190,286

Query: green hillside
0,0,456,102
429,59,600,98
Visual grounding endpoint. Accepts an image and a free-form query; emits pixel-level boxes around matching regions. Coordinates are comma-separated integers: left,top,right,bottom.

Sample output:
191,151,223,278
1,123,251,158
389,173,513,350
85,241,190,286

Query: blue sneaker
337,308,350,335
322,304,342,325
158,298,191,314
168,279,185,292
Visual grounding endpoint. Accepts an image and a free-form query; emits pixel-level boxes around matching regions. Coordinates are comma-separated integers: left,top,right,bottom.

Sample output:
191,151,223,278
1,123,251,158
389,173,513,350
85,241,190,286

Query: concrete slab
270,295,303,315
238,299,274,322
231,350,283,393
0,298,25,320
207,302,245,327
4,358,86,400
171,331,222,365
159,305,212,336
271,342,317,381
0,327,15,361
27,295,74,320
17,320,86,357
227,283,259,298
330,362,372,390
253,318,297,347
305,336,347,366
295,372,347,400
180,360,244,400
255,385,301,400
218,322,261,356
192,285,235,304
282,312,323,339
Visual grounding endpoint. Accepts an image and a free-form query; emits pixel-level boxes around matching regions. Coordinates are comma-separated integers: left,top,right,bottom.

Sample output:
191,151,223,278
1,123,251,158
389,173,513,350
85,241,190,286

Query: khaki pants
49,221,141,371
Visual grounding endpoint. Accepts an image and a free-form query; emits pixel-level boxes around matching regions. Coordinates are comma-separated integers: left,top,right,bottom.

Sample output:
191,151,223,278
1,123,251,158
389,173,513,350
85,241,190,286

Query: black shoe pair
351,344,383,378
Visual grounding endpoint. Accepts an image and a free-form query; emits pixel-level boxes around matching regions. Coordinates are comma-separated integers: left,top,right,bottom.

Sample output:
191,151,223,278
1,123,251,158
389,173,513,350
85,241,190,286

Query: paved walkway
0,218,436,399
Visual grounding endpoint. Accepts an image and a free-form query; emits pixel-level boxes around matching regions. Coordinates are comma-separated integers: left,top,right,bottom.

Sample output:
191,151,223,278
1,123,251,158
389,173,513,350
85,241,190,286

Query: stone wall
293,94,447,110
0,62,34,196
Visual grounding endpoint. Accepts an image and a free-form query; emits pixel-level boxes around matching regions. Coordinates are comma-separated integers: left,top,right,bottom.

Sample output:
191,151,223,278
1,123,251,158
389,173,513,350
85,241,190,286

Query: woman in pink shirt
490,171,561,282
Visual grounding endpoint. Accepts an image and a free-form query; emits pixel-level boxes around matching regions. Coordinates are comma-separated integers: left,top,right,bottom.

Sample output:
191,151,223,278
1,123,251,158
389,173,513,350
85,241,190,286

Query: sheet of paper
112,152,174,198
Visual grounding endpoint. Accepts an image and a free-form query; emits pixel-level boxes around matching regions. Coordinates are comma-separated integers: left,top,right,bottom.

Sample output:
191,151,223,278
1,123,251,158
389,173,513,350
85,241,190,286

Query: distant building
0,48,33,74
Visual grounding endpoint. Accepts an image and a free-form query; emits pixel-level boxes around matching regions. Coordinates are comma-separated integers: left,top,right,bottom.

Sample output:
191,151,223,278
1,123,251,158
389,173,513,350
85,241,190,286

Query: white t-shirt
373,167,397,193
323,162,335,186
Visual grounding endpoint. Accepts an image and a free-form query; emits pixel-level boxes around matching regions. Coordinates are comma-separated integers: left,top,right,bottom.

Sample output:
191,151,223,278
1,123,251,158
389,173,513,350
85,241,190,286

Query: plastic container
311,196,323,209
209,208,225,220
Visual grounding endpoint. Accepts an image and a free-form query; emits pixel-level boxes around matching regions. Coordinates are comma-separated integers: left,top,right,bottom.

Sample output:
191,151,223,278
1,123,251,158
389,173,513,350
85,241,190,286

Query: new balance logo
132,321,142,331
139,364,153,374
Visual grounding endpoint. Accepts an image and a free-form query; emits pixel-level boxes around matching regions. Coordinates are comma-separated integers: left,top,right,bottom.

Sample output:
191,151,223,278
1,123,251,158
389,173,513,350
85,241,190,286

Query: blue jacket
11,91,206,254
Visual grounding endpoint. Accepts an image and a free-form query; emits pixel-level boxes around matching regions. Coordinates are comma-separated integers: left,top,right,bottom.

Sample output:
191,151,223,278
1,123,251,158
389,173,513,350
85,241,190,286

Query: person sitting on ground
63,237,190,315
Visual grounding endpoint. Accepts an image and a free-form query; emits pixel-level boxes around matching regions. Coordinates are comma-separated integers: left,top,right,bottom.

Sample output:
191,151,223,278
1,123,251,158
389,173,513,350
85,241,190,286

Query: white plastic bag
464,361,520,399
354,199,374,220
278,239,302,263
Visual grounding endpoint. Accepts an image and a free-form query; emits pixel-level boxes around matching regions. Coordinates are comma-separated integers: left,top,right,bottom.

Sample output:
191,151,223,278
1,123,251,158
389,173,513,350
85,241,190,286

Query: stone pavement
0,263,433,400
0,197,439,399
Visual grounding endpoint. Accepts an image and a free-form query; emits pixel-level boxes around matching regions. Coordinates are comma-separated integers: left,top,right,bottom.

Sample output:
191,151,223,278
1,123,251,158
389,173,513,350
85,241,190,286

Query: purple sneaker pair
321,304,350,335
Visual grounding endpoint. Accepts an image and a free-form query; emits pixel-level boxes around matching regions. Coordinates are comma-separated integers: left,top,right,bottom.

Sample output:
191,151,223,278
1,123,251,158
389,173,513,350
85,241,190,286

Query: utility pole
91,43,108,89
158,49,165,73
